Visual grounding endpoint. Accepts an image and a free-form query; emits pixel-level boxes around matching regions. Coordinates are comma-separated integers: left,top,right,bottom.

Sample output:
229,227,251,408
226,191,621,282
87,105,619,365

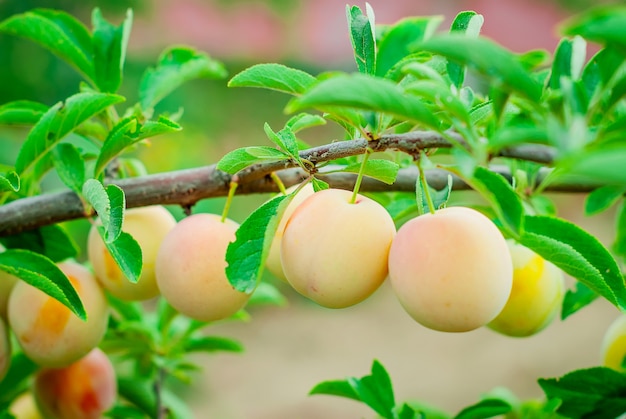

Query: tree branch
0,131,579,237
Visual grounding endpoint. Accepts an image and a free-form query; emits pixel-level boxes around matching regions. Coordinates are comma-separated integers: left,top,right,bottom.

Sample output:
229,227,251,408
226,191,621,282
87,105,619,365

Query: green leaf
183,336,244,353
561,6,626,51
0,224,79,263
341,159,399,185
519,215,626,309
0,171,19,194
454,399,512,419
489,124,549,150
310,380,360,402
226,194,292,293
94,116,181,177
404,78,470,124
139,46,227,109
0,249,85,320
421,174,453,211
585,185,626,215
117,378,157,417
615,203,626,262
396,403,422,419
52,143,85,194
0,352,38,405
561,281,598,320
0,9,95,82
286,113,327,133
91,8,133,93
0,100,48,125
347,5,376,75
228,63,316,95
564,145,626,184
287,73,440,128
264,123,301,164
376,16,443,77
549,37,586,90
473,167,524,236
348,360,396,418
15,92,125,176
311,177,329,192
101,229,142,284
83,180,125,243
418,36,543,102
216,146,289,174
538,367,626,418
447,11,484,88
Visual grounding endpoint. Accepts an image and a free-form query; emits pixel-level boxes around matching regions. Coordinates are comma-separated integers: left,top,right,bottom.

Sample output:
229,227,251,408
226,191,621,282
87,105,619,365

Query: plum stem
417,155,436,215
271,172,287,195
350,149,371,204
221,181,238,223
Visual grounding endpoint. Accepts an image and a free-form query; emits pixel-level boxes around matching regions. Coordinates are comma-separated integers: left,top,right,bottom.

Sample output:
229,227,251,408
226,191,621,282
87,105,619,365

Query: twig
0,131,575,237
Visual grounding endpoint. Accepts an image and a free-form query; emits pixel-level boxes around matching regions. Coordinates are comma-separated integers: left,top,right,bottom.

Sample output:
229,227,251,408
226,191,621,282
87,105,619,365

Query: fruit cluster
0,205,251,417
267,185,566,336
6,184,622,417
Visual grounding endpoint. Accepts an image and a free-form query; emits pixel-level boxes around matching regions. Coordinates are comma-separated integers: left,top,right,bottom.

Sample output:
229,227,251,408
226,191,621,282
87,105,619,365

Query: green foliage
0,249,85,319
539,367,626,418
3,2,626,417
225,194,293,293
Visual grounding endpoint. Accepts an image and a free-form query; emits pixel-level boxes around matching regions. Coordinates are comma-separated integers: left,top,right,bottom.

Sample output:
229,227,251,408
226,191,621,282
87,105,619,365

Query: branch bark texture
0,131,582,237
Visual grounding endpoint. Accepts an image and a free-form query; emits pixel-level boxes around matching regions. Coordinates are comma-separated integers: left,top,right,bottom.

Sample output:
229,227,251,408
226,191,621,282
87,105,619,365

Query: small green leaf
117,378,157,417
396,403,422,419
561,282,598,320
341,159,399,185
15,92,125,176
287,73,440,128
0,100,48,125
82,180,125,243
549,37,586,90
264,123,301,164
615,203,626,262
94,116,181,177
101,228,142,284
519,215,626,310
346,5,376,75
585,185,626,215
561,6,626,51
0,224,79,263
139,46,227,110
226,194,292,293
0,171,19,193
447,11,484,88
376,16,443,77
348,360,396,418
311,177,329,192
92,8,133,93
216,146,289,174
454,398,513,419
538,367,626,418
228,63,316,95
286,113,327,133
52,143,85,194
418,36,543,102
0,249,85,320
183,336,243,353
0,9,95,82
473,167,524,236
310,380,360,402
